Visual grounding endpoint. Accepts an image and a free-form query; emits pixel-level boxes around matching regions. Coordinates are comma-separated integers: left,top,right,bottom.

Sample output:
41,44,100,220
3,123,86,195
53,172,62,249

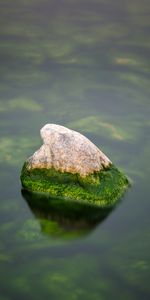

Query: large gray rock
27,124,111,177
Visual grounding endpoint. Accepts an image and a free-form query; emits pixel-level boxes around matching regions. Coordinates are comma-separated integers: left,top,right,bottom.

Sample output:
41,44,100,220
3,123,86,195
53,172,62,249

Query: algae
21,163,129,208
0,136,40,166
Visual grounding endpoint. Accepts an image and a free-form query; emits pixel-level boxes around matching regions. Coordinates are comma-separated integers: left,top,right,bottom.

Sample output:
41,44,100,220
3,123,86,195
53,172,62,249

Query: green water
0,0,150,299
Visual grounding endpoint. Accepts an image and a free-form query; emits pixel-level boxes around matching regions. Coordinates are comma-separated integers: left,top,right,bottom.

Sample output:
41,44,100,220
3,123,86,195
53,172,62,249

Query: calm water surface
0,1,150,299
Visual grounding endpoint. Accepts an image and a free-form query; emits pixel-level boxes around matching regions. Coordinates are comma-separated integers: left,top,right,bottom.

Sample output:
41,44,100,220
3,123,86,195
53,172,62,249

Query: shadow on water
22,189,114,239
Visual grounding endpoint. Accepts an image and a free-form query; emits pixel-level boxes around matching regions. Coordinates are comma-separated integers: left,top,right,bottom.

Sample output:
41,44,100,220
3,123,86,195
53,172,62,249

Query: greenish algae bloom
21,163,129,208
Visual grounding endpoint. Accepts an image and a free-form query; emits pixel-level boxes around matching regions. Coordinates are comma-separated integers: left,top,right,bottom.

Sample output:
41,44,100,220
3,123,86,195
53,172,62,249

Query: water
0,0,150,299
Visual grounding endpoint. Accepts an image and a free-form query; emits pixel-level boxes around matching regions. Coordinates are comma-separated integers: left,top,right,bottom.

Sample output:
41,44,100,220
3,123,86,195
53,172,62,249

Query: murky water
0,1,150,299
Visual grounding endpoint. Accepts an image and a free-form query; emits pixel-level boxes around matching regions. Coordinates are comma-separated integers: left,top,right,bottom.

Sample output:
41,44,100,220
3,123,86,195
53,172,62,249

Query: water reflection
22,189,113,239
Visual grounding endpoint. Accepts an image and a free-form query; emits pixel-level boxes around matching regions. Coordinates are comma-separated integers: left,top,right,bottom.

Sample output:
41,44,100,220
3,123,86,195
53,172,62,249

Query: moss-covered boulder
20,124,129,208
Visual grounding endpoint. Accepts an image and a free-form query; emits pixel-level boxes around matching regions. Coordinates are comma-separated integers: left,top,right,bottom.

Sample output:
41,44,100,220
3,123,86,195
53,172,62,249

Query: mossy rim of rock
20,163,129,208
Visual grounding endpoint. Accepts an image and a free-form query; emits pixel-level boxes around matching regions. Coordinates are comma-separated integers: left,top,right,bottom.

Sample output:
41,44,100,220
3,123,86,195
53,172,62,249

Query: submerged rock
22,189,113,239
21,124,129,208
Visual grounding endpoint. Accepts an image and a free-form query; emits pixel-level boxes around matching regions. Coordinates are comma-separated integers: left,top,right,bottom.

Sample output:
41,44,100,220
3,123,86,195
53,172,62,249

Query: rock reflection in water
22,189,114,239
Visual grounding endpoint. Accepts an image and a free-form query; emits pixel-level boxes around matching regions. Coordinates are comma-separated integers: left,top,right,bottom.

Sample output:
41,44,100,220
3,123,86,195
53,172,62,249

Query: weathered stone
27,124,111,176
21,124,129,208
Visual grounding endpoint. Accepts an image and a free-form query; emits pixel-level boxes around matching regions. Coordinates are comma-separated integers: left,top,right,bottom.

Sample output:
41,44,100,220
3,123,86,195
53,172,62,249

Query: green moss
21,163,129,208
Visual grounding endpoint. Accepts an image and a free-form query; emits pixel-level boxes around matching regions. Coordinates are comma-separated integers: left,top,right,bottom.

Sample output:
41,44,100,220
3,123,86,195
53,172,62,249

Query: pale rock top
27,124,112,177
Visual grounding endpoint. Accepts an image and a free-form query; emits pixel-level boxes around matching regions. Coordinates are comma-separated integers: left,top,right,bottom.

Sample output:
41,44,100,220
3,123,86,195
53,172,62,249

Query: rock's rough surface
21,124,129,208
27,124,111,176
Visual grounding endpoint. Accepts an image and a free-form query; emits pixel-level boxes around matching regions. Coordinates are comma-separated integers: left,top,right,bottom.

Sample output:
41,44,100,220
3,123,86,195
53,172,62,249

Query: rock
27,124,111,176
21,124,129,208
